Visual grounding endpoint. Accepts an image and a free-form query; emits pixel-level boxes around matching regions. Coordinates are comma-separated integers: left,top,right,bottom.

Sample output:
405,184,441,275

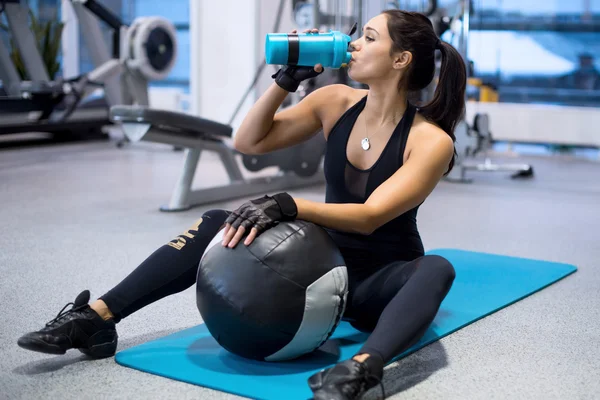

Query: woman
18,10,466,400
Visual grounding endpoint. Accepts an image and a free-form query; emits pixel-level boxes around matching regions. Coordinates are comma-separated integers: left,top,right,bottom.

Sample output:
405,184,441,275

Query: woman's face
347,14,409,85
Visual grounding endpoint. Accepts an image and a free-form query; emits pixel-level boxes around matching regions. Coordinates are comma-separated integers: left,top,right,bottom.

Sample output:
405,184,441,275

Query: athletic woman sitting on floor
18,10,466,400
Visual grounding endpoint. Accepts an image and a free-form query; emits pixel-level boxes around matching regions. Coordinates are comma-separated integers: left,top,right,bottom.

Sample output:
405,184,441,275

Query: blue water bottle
265,30,353,69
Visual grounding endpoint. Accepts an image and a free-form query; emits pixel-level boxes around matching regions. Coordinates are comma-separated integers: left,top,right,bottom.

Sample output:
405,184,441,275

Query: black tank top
323,95,425,265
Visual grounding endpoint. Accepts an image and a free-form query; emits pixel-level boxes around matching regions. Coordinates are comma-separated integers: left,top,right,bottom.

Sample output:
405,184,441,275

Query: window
442,0,600,107
123,0,189,26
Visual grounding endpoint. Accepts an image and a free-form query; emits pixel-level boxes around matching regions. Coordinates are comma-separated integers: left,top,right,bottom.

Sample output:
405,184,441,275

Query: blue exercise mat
115,249,576,400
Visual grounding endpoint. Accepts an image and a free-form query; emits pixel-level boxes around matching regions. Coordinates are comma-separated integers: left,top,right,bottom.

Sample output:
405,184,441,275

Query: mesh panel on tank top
344,165,370,199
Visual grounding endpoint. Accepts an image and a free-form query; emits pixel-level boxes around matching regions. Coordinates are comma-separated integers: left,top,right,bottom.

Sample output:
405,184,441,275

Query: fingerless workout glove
272,66,323,93
226,192,298,233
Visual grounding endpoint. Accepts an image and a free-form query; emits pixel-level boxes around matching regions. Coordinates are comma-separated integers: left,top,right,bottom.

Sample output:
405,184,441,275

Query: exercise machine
68,0,178,107
0,0,177,141
446,112,534,183
111,106,327,212
0,0,109,138
69,0,178,147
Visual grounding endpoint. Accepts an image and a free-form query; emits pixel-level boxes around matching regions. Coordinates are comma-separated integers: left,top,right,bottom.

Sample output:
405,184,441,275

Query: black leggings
100,209,455,364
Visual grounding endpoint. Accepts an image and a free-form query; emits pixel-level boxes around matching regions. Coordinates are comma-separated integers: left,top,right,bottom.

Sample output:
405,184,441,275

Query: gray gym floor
1,139,599,400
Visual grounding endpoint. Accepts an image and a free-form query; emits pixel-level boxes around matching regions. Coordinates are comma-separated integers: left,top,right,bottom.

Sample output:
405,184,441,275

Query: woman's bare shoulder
406,112,454,161
412,112,451,140
315,85,366,138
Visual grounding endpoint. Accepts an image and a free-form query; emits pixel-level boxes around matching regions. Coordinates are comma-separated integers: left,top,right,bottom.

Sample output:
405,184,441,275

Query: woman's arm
294,200,373,234
233,83,347,155
222,125,454,248
295,127,455,235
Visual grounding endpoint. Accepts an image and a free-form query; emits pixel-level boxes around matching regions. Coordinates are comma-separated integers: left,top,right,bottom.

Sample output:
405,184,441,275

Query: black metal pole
80,0,123,30
78,0,123,58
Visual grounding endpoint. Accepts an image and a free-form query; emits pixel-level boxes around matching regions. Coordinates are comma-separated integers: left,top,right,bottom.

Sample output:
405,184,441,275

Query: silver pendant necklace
361,107,404,151
361,137,371,151
361,112,384,151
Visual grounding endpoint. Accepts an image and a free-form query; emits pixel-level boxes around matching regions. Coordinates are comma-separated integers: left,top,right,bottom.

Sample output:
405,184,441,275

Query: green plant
0,8,64,80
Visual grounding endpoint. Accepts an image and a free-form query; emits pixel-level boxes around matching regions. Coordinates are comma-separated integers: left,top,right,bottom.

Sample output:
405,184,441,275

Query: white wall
466,102,600,147
190,0,258,131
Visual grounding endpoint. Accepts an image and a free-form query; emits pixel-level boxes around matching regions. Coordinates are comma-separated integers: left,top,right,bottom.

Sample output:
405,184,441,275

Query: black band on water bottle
287,34,300,66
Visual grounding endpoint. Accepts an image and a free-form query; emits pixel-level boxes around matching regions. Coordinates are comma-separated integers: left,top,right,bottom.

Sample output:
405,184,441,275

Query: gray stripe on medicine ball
265,266,348,361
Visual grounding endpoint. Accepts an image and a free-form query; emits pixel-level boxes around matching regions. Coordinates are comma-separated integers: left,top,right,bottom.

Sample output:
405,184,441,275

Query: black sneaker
17,290,118,359
308,358,385,400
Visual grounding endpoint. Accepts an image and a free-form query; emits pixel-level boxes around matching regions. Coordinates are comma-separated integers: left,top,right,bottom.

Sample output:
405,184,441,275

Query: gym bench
110,106,326,212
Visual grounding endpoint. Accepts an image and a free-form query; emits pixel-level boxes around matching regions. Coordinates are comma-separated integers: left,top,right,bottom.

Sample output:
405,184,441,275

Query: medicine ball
196,220,348,362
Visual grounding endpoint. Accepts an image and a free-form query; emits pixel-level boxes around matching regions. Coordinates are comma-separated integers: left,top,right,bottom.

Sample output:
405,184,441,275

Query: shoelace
366,372,386,400
359,369,386,400
342,363,386,400
45,302,81,327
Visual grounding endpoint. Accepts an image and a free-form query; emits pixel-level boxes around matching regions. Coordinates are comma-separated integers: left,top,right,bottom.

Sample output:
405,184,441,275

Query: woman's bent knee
203,209,230,222
422,255,456,283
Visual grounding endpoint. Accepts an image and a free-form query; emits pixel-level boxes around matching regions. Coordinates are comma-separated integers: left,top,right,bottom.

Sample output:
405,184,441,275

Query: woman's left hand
222,192,298,248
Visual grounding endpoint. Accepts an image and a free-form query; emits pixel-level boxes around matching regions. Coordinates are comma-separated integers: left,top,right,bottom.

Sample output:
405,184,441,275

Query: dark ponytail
420,41,467,172
382,10,467,173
